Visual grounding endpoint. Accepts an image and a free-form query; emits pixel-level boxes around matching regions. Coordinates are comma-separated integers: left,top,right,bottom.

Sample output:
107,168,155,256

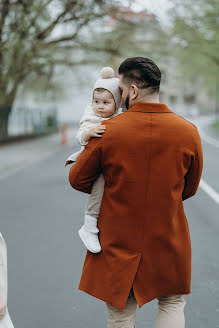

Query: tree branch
48,58,100,67
75,41,120,56
42,16,91,46
36,1,78,40
200,50,219,66
0,0,9,41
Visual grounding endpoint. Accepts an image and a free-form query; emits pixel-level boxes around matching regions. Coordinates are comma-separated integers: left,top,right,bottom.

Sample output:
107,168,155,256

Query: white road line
199,179,219,205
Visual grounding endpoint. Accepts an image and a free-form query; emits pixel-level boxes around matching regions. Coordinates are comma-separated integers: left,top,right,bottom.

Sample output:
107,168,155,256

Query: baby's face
93,90,116,118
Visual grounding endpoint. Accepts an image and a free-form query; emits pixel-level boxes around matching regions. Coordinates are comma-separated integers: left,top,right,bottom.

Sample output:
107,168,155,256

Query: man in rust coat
68,57,203,328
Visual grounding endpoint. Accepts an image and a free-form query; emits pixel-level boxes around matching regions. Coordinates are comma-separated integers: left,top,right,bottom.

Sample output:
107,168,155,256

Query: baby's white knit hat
93,67,122,111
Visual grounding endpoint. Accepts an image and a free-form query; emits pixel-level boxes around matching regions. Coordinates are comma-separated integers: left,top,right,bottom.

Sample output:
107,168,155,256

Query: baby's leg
85,173,105,218
78,174,105,253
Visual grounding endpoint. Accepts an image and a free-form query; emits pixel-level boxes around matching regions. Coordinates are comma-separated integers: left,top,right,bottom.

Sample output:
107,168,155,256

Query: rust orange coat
68,102,203,310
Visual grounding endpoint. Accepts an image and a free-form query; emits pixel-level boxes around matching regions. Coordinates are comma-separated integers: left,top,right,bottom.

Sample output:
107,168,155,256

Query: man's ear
130,84,138,101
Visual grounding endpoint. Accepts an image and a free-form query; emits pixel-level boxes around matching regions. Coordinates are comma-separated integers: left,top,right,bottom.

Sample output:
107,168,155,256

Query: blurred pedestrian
0,233,14,328
68,57,203,328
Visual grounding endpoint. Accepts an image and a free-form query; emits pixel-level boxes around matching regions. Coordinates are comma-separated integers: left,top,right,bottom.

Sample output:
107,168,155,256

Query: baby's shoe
78,215,101,253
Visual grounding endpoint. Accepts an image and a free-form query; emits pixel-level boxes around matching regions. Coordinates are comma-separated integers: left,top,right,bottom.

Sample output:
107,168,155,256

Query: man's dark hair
118,57,161,93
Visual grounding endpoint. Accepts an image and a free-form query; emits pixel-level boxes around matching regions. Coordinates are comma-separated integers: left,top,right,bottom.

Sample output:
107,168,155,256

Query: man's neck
132,93,160,105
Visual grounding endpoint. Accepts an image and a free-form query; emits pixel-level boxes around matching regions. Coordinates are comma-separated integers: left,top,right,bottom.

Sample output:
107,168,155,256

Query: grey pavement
0,117,218,328
196,115,219,141
0,126,77,180
188,115,219,194
189,115,219,145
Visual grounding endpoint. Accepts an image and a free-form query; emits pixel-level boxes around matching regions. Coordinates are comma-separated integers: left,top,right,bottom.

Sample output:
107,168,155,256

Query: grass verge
211,120,219,133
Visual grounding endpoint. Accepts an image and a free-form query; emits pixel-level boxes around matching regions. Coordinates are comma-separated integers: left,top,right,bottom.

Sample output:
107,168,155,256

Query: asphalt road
0,136,218,328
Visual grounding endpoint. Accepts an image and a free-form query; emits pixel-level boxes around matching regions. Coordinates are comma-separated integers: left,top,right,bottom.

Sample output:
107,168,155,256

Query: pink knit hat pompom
93,66,122,112
101,67,114,79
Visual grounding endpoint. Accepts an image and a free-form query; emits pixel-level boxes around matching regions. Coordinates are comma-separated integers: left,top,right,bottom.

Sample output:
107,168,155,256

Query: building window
169,95,177,104
184,95,196,104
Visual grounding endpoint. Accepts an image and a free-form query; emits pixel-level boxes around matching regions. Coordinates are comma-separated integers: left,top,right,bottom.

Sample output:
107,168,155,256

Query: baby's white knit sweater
66,103,123,164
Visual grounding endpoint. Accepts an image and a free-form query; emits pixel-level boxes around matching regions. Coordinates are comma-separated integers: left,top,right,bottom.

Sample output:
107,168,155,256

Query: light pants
106,287,186,328
85,173,105,219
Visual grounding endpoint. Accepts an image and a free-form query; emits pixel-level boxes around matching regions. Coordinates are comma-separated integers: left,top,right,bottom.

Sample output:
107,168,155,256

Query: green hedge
211,120,219,133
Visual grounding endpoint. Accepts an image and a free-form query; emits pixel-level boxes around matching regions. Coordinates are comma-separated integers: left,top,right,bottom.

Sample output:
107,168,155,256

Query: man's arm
68,137,102,194
182,127,203,201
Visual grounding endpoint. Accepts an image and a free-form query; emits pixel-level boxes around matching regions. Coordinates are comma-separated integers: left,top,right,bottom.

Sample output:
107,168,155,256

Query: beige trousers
106,287,186,328
85,173,105,218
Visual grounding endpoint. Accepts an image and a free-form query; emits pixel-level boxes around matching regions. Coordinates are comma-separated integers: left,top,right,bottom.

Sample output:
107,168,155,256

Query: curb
0,129,59,146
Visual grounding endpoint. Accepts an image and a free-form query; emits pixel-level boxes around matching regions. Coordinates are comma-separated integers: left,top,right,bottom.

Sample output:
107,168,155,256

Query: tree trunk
0,106,12,139
0,84,17,139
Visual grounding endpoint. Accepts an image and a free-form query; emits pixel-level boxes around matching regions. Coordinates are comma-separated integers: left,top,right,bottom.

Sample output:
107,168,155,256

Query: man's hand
82,124,106,143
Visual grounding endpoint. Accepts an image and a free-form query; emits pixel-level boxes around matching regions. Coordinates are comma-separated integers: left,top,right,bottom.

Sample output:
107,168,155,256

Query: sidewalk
0,126,77,180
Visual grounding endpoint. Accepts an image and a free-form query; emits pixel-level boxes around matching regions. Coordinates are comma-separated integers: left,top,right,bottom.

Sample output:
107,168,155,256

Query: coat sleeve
182,127,203,201
68,137,102,194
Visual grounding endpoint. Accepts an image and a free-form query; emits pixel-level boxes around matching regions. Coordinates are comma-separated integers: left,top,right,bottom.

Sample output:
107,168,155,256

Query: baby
66,67,123,253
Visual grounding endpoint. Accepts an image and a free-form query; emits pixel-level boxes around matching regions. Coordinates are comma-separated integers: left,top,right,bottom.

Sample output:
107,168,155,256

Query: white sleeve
75,103,92,146
75,125,89,146
75,103,101,146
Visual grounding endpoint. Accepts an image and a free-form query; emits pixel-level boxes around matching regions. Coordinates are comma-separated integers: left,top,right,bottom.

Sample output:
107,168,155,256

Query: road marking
200,129,219,148
199,179,219,205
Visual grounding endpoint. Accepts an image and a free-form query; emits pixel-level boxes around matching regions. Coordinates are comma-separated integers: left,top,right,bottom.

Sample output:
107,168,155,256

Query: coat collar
127,102,172,113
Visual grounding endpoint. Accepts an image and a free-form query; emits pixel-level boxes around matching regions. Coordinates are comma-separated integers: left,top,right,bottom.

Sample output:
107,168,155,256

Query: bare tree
0,0,117,137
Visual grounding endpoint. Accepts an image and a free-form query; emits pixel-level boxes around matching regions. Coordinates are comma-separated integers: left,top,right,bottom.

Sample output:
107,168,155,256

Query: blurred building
105,5,155,27
160,59,215,117
104,5,215,117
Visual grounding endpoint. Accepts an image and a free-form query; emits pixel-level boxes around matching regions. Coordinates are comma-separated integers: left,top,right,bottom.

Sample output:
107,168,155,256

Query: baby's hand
82,124,106,143
88,123,106,138
0,303,6,319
